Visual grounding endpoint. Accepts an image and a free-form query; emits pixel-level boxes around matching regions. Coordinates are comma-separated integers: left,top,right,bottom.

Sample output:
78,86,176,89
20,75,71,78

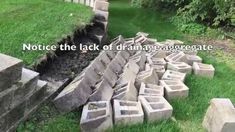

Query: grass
0,0,93,65
17,0,235,131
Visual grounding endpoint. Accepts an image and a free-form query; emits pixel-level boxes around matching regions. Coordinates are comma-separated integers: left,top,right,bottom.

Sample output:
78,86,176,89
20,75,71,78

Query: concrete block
165,39,184,45
148,50,167,59
105,50,116,60
136,68,159,88
161,70,186,82
193,62,215,78
94,10,109,21
134,34,147,44
94,1,109,11
80,101,113,132
148,57,166,67
138,96,173,122
89,79,113,101
185,54,202,65
152,65,165,79
0,53,23,92
160,80,189,100
110,35,125,48
167,62,192,74
112,81,138,101
139,83,164,96
129,51,146,71
143,38,157,45
103,67,118,87
107,59,123,75
113,100,144,125
203,98,235,132
165,52,187,62
136,32,149,37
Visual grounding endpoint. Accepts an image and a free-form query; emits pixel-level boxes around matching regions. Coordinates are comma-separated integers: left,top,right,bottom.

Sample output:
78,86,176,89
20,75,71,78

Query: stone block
160,80,189,100
165,52,187,62
94,1,109,11
80,101,113,132
94,10,109,21
167,62,192,74
89,79,113,101
0,53,23,92
112,81,138,101
186,54,202,65
161,70,186,82
138,95,173,122
193,62,215,79
203,98,235,132
136,68,159,89
139,83,164,96
113,100,144,125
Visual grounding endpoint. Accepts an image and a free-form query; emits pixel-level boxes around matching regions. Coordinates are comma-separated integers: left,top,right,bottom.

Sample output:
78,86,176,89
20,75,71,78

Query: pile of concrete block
0,53,49,132
53,33,215,131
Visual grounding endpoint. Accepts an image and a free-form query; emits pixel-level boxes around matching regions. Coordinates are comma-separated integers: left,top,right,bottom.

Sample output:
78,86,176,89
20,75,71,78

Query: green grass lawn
0,0,93,65
17,0,235,131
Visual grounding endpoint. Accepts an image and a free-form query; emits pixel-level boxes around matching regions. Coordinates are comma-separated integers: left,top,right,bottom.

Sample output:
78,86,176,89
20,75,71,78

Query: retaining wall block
139,83,164,96
167,62,192,74
193,62,215,79
129,51,146,71
161,70,186,82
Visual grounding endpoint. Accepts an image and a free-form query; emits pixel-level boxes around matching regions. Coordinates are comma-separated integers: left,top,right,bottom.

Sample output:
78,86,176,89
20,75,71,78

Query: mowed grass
0,0,93,65
18,0,235,131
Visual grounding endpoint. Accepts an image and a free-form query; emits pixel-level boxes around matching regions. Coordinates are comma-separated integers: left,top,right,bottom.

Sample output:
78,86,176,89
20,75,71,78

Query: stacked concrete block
185,54,202,65
147,57,167,68
0,53,48,132
167,62,192,74
129,51,146,71
203,98,235,132
161,70,186,82
138,96,173,122
80,101,113,132
136,68,159,89
139,83,164,96
113,100,144,125
165,52,187,62
193,62,215,78
160,80,189,100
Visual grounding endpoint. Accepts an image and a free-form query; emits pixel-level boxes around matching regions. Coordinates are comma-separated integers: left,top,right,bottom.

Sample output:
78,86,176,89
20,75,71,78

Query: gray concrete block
146,63,165,78
167,62,192,74
80,101,113,132
186,54,202,65
161,70,186,82
136,32,149,37
165,52,187,62
138,95,173,122
134,34,147,44
139,83,164,96
193,62,215,79
0,53,23,92
117,61,139,84
94,0,109,11
89,79,113,101
94,9,109,21
114,100,144,125
129,51,146,71
136,68,159,89
203,98,235,132
165,39,184,45
148,57,166,67
160,80,189,100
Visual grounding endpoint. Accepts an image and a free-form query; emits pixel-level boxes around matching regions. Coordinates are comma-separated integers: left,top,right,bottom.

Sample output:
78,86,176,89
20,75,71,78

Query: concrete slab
203,98,235,132
113,100,144,125
139,83,164,96
167,62,192,74
138,95,173,122
0,53,23,92
80,101,113,132
193,62,215,79
186,54,202,65
161,70,186,82
160,80,189,100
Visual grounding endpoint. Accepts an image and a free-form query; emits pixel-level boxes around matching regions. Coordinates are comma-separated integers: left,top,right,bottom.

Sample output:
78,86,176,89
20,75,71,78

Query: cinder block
165,39,184,45
203,98,235,132
136,68,159,88
94,10,109,21
167,62,192,74
185,54,202,65
148,57,166,67
193,62,215,78
139,83,164,96
161,70,186,82
110,35,125,48
94,1,109,11
129,51,146,71
89,79,113,101
113,100,144,125
112,81,137,101
134,34,147,44
165,52,187,62
107,59,123,74
143,38,157,45
160,80,189,100
138,96,173,122
148,50,167,59
136,32,149,37
103,67,118,87
0,53,23,92
80,101,113,132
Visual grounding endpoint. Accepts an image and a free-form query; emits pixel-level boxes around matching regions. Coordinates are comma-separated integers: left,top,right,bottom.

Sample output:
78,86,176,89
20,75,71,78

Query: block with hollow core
146,63,165,79
105,50,116,60
167,62,192,74
89,79,113,101
136,32,149,37
139,83,164,96
193,62,215,79
160,80,189,100
94,1,109,11
113,100,144,125
165,52,187,62
185,54,202,66
80,101,113,132
0,53,23,92
129,51,146,71
138,95,173,122
147,57,167,68
203,98,235,132
161,70,186,82
103,67,118,87
112,81,138,101
107,59,123,75
142,38,157,45
136,68,159,89
94,9,109,21
134,34,147,44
